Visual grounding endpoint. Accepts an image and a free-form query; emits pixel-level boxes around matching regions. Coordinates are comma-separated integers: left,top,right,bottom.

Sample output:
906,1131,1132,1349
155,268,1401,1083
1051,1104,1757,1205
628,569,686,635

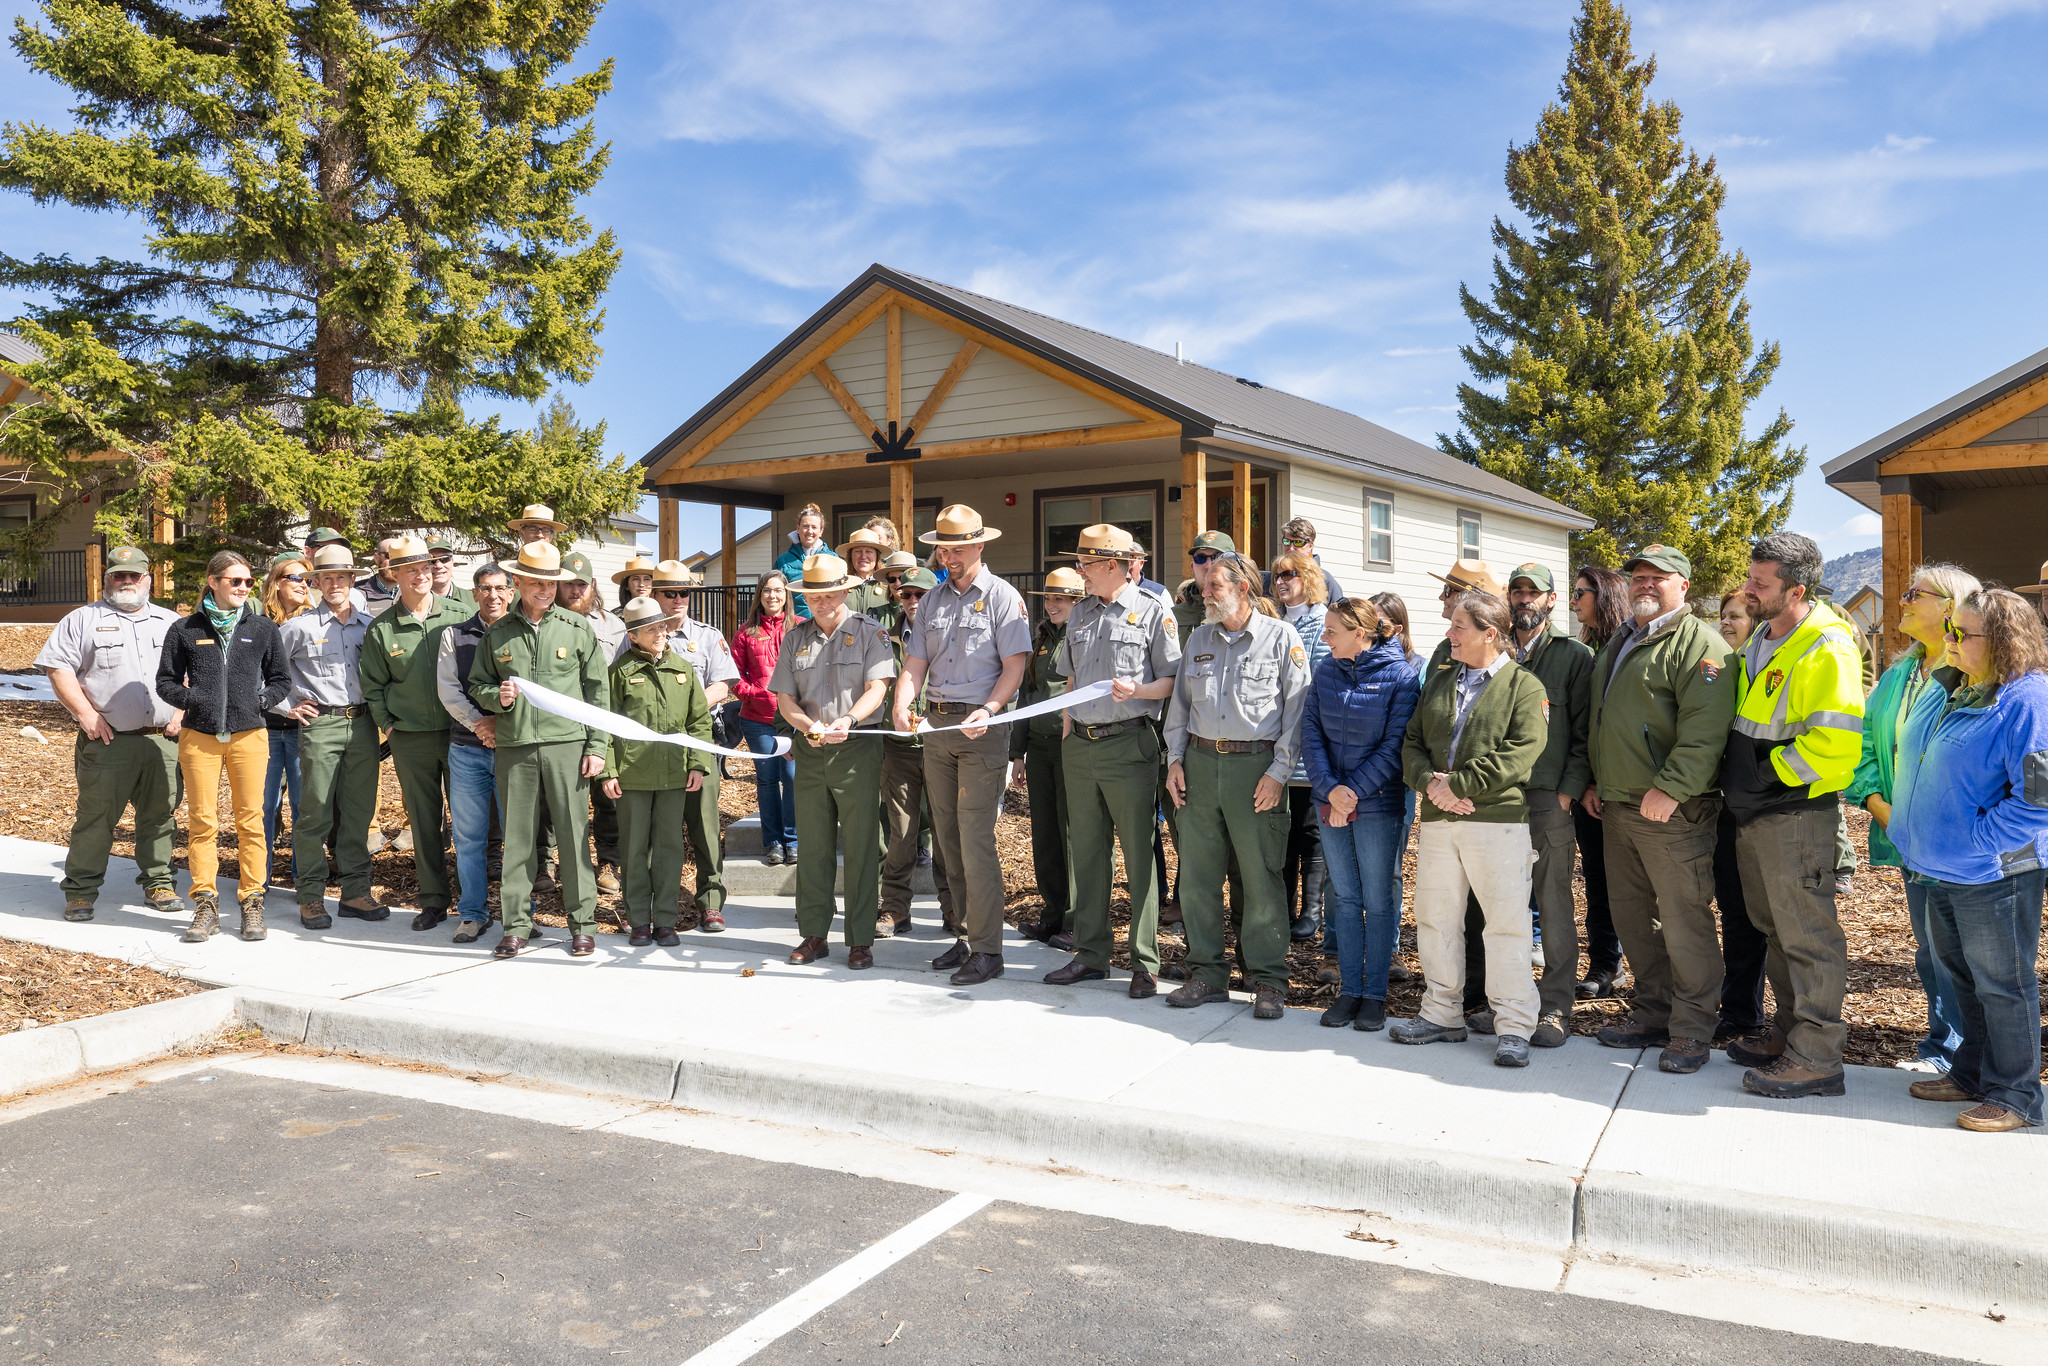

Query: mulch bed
0,937,209,1031
7,622,2044,1070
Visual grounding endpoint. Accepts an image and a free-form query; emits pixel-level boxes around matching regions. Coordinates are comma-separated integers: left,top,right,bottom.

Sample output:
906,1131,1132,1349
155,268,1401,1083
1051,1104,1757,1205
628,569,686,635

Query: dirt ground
0,937,208,1031
7,622,2045,1067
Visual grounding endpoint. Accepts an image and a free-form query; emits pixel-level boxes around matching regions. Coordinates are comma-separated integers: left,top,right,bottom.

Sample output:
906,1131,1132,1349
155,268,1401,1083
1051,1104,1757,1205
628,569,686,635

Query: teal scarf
201,592,243,660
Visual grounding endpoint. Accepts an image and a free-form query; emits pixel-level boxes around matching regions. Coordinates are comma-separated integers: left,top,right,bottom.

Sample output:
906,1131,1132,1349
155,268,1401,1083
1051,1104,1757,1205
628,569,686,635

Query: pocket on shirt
1241,662,1279,707
1109,625,1150,675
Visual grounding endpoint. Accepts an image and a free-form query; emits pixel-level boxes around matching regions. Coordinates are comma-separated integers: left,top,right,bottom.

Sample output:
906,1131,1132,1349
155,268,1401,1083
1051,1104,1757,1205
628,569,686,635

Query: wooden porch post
1880,486,1924,666
890,461,915,546
658,497,678,562
152,512,175,600
85,543,103,603
1231,460,1252,560
1180,442,1205,564
720,503,737,628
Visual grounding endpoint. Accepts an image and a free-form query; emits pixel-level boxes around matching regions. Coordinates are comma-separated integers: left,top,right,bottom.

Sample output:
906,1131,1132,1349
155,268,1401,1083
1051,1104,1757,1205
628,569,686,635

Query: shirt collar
1462,652,1510,681
1628,604,1685,640
943,562,987,596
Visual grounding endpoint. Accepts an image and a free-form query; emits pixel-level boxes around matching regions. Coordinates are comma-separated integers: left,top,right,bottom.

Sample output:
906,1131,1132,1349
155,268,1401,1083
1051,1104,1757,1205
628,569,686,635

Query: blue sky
7,0,2048,561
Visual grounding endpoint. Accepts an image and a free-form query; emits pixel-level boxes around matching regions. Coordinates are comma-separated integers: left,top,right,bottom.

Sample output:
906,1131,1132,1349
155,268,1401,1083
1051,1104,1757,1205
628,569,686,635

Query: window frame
1033,480,1167,576
1362,488,1394,567
1456,506,1482,560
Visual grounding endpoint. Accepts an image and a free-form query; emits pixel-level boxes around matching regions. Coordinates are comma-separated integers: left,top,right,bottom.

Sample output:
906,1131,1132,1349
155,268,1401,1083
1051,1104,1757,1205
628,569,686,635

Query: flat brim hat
789,553,865,594
1188,529,1236,555
619,595,669,631
310,544,359,575
838,527,892,560
1062,523,1143,561
1622,544,1693,578
917,503,1001,546
499,541,579,582
649,558,699,589
385,534,433,569
1030,566,1087,596
2016,559,2048,595
880,550,921,572
507,503,569,535
611,553,659,585
1506,561,1555,593
1429,558,1505,598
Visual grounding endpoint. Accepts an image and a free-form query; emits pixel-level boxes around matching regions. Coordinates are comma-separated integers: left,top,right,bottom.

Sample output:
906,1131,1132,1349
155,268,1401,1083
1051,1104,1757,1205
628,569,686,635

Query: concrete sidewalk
2,831,2043,1323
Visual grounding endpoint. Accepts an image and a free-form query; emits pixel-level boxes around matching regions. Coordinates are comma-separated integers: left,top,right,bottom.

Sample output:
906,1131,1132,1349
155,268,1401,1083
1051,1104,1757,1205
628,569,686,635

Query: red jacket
732,613,791,723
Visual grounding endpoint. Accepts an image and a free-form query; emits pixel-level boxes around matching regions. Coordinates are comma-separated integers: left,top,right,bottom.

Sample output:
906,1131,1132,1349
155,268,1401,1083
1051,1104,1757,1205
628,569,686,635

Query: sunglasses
1944,619,1987,643
217,576,254,588
1273,569,1299,581
1190,552,1221,565
1282,538,1310,549
1901,587,1949,605
1570,587,1594,599
898,590,926,602
276,573,306,584
657,590,689,599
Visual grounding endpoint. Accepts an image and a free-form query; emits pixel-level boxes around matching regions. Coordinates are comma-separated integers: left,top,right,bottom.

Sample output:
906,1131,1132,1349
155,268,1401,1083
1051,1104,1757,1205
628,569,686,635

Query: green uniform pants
388,729,452,911
794,738,882,944
881,737,954,925
1177,745,1290,991
617,786,691,929
684,766,725,914
1025,731,1073,929
923,726,1011,954
293,713,380,907
1735,804,1850,1072
1064,725,1163,972
63,730,182,902
497,740,597,937
1604,796,1724,1042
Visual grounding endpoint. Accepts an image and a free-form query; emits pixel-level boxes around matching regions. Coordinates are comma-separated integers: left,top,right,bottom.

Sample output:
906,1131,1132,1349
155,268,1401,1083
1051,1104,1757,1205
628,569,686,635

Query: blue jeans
742,717,797,851
1903,880,1967,1067
447,743,500,922
1921,869,2045,1125
262,727,301,885
1321,804,1404,1000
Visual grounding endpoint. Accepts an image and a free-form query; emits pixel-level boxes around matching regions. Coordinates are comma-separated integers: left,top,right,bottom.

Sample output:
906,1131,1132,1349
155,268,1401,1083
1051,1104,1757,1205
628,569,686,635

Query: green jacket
1013,619,1071,757
1173,581,1204,646
1845,644,1934,868
361,594,470,732
1401,659,1549,823
1588,609,1736,803
602,647,712,789
467,604,607,757
849,580,893,624
887,620,932,749
1514,624,1594,797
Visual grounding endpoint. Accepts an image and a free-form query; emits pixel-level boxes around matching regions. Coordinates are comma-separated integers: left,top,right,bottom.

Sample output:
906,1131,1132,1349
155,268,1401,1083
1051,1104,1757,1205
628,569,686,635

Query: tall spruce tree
1439,0,1803,592
0,0,640,579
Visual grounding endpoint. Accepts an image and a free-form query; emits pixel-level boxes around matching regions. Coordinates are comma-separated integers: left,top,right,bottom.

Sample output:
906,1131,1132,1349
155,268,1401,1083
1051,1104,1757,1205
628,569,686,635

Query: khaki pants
1735,804,1850,1071
923,726,1010,954
1412,820,1540,1036
177,728,268,898
1604,796,1724,1042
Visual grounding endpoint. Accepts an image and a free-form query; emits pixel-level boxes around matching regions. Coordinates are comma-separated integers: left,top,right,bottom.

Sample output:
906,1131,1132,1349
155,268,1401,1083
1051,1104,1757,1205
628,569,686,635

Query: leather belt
1072,717,1146,741
927,700,987,715
115,726,166,737
315,702,368,719
1191,735,1273,754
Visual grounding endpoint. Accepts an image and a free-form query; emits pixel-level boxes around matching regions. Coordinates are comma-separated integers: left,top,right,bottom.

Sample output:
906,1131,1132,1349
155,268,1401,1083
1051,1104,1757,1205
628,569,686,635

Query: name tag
94,625,121,634
196,639,215,647
389,647,405,657
1193,653,1213,663
496,649,512,662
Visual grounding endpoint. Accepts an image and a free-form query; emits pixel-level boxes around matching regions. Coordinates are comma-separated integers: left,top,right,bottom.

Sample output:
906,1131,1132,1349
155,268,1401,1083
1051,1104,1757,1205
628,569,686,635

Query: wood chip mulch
0,937,209,1031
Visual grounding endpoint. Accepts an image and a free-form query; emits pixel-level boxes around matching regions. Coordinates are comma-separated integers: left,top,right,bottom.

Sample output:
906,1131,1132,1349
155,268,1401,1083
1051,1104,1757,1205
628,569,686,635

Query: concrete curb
0,990,237,1097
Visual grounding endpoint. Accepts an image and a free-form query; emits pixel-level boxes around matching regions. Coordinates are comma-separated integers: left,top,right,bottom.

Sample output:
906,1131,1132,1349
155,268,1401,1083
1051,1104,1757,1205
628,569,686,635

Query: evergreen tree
0,0,640,578
1439,0,1803,592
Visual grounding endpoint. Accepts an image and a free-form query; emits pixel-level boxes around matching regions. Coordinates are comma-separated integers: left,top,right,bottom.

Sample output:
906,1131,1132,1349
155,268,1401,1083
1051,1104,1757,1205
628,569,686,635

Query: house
1823,343,2048,662
639,265,1591,650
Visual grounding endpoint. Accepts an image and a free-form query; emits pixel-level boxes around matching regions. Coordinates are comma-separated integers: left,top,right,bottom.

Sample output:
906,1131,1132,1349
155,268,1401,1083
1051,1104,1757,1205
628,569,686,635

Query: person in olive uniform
360,535,470,932
558,550,627,894
772,554,898,968
601,596,714,946
1164,551,1310,1020
878,568,955,937
467,542,610,959
38,545,188,921
1163,529,1238,923
426,534,475,610
650,559,737,929
841,527,894,622
1015,567,1083,945
1046,527,1183,997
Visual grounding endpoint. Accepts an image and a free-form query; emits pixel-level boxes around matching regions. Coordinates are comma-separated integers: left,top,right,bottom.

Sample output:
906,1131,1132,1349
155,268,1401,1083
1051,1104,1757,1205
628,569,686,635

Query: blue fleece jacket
1890,669,2048,886
1301,636,1419,814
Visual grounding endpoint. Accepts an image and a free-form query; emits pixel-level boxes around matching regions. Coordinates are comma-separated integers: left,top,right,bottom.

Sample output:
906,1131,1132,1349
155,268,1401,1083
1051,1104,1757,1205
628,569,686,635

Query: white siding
692,527,776,586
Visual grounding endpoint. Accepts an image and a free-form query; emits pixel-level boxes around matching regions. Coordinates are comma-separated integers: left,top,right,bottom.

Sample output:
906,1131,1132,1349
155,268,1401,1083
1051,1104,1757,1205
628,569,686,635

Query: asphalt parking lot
0,1070,1961,1365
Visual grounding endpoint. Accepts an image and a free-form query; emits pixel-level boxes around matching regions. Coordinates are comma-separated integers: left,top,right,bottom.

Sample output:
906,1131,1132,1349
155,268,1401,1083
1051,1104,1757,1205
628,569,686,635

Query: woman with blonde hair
1272,549,1332,943
260,555,312,888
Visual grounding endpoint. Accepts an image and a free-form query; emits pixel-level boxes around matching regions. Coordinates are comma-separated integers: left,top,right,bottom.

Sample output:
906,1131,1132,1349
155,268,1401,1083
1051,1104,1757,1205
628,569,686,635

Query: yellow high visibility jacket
1722,599,1865,824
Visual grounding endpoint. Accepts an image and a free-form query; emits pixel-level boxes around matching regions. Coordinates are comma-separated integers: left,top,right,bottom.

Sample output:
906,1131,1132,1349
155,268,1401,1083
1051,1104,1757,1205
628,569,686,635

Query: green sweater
467,604,607,757
1402,659,1549,823
360,594,469,732
1514,624,1594,796
602,648,712,789
1587,609,1736,802
1013,619,1071,757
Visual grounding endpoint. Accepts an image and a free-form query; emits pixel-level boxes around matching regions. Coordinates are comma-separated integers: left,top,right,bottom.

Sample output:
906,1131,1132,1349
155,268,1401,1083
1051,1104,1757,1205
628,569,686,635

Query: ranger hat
1188,529,1236,556
1064,524,1143,561
838,526,893,560
104,546,151,574
304,526,349,549
384,534,433,569
917,504,1001,546
507,503,569,536
1623,544,1693,578
2014,559,2048,596
649,558,699,590
1429,558,1505,597
790,553,865,594
880,550,921,573
1506,562,1555,593
561,550,595,583
898,568,939,593
1030,566,1088,596
611,552,659,586
499,542,578,582
310,543,359,575
619,596,669,632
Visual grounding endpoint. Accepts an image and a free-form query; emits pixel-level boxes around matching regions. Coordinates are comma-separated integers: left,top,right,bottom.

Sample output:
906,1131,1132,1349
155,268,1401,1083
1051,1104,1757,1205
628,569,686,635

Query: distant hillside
1824,546,1881,598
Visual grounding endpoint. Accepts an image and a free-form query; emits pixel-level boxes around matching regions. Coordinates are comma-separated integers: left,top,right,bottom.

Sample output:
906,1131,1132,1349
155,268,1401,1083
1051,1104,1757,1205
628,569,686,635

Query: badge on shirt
1541,699,1552,723
1700,660,1721,683
196,638,215,647
973,600,986,613
1289,645,1306,668
1126,612,1139,624
497,648,512,662
684,640,699,651
843,634,853,646
556,647,567,659
1763,667,1783,696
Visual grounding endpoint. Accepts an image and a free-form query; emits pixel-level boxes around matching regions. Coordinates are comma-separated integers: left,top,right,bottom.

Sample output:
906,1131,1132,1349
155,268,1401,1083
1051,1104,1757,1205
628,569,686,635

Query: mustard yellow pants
178,728,269,897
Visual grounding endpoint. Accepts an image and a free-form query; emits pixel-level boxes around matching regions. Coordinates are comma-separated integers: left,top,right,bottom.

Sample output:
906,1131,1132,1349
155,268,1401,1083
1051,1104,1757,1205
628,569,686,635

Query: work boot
1165,978,1231,1008
63,898,94,923
300,903,333,930
182,892,220,943
1726,1028,1787,1068
1495,1035,1531,1068
595,863,621,895
1530,1013,1570,1049
238,890,267,941
1389,1016,1468,1045
533,862,559,893
1597,1020,1670,1050
1465,1009,1497,1035
1575,968,1617,999
1252,984,1285,1020
1659,1037,1709,1073
143,887,187,916
1742,1057,1846,1099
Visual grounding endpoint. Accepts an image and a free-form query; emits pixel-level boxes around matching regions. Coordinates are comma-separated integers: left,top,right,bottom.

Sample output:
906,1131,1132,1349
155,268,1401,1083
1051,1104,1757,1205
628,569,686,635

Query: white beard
1631,593,1664,621
104,586,146,611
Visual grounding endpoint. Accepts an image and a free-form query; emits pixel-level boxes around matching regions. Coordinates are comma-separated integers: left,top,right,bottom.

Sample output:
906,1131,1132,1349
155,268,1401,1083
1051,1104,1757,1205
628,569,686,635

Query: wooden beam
890,461,915,546
1231,460,1252,559
812,360,880,442
0,378,26,408
886,305,902,430
85,542,102,603
1881,491,1923,663
1180,443,1205,566
1880,440,2048,477
1893,371,2048,457
721,503,738,625
657,418,1181,485
888,292,1166,423
658,497,678,561
905,340,980,440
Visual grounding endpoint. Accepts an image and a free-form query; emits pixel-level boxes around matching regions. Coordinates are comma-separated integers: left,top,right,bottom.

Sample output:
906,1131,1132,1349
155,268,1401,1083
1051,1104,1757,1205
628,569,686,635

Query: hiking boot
1321,996,1365,1028
1575,968,1617,999
1165,978,1231,1008
238,891,267,941
1353,998,1387,1032
1597,1020,1670,1050
143,887,187,916
63,898,94,923
1465,1009,1496,1035
1726,1029,1786,1068
533,862,559,893
1388,1016,1468,1045
1742,1057,1846,1099
1495,1035,1531,1068
1658,1036,1709,1073
452,920,487,944
182,893,220,943
1252,984,1285,1020
1530,1014,1570,1048
595,863,621,895
1909,1076,1975,1103
300,903,332,930
1958,1103,2028,1133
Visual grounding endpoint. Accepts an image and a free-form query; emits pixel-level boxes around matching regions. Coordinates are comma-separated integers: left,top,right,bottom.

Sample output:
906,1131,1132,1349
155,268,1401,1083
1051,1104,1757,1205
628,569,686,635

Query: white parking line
678,1191,992,1366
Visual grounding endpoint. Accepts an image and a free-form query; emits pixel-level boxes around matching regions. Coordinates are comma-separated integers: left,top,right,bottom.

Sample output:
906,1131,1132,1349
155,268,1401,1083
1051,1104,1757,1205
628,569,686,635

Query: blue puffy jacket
1301,636,1420,814
1891,669,2048,886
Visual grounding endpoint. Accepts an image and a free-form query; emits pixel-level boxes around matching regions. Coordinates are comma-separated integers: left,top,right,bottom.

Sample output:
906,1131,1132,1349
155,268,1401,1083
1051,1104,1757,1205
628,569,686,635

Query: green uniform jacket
444,586,477,610
1402,661,1549,823
1587,610,1736,803
1172,582,1204,646
467,605,608,758
1012,619,1071,758
602,648,712,789
361,594,470,732
849,580,893,624
887,621,932,749
1516,624,1594,796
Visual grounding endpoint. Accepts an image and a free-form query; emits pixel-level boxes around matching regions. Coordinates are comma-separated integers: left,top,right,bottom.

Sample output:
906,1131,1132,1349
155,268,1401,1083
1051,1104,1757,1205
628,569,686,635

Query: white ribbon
508,677,790,759
884,679,1117,736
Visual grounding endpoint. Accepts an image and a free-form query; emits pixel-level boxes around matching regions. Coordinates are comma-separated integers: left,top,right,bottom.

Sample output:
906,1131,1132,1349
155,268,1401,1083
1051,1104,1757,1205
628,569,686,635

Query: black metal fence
0,550,86,606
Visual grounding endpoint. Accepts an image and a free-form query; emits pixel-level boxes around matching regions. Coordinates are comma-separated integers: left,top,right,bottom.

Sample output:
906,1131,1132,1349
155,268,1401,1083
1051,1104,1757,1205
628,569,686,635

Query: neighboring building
686,521,774,585
1823,343,2048,663
639,265,1591,652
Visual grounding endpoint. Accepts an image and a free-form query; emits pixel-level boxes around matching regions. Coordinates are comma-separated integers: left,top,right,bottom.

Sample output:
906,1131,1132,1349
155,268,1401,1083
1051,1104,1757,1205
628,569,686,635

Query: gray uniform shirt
36,600,182,731
769,612,896,727
274,600,370,709
670,616,739,691
1164,611,1311,785
1054,583,1181,724
907,564,1031,703
583,605,628,663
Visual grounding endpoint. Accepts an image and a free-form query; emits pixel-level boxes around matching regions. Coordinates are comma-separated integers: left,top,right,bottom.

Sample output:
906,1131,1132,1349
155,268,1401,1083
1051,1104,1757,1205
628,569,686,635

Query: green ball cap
562,551,595,582
899,568,939,592
304,526,349,547
105,545,151,570
1508,562,1554,593
1623,544,1692,577
1189,530,1236,554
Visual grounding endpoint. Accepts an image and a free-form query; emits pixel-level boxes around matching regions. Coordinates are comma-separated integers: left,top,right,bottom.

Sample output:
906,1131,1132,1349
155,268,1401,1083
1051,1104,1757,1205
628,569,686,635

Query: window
0,498,31,535
1038,488,1158,573
1457,507,1481,560
833,499,938,549
1364,491,1393,566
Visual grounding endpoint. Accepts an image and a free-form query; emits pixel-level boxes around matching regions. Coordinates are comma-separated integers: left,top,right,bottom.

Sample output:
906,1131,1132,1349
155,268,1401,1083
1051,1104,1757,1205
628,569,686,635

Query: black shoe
628,925,654,947
1321,996,1364,1028
1353,998,1387,1032
1290,915,1321,942
1597,1021,1671,1050
410,909,447,932
1017,919,1059,944
1576,968,1618,999
932,938,969,971
339,900,390,921
1386,963,1416,984
1044,959,1108,986
951,952,1004,985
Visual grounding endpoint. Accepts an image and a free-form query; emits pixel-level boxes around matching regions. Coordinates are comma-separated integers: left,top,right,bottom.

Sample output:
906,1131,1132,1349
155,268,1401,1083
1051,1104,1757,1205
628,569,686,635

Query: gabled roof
643,265,1591,530
1822,343,2048,510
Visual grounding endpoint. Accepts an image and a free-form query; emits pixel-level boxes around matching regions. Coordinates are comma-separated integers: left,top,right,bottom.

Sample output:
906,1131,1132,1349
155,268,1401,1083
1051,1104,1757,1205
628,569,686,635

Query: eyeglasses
898,590,926,602
657,590,689,599
1273,569,1299,581
1190,552,1220,565
476,584,512,595
1901,587,1949,605
1944,619,1988,643
218,577,254,588
1282,537,1310,549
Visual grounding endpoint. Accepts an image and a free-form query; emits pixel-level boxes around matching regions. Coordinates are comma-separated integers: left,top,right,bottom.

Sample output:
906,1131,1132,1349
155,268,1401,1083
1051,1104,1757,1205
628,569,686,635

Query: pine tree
1439,0,1804,592
0,0,641,579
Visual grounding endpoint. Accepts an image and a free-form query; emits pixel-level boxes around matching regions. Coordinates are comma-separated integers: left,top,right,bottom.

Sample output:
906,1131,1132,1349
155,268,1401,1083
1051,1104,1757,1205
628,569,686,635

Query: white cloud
1222,181,1479,240
1384,345,1456,356
1833,512,1883,539
1724,133,2048,238
1646,0,2048,84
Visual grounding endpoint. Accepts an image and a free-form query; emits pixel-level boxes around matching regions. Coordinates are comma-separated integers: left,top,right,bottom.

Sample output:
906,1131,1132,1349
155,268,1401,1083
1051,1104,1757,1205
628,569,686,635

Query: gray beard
104,586,146,611
1631,594,1664,621
1512,607,1546,633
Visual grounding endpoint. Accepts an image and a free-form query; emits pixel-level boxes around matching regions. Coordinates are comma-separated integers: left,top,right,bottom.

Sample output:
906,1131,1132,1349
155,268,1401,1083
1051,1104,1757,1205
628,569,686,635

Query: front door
1208,480,1269,567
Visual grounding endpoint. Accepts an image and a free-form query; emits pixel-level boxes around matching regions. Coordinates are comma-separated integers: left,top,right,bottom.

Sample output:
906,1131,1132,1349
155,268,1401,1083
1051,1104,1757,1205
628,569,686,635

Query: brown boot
595,863,621,895
182,892,220,943
1742,1056,1846,1099
63,897,94,923
238,891,267,941
1726,1028,1786,1068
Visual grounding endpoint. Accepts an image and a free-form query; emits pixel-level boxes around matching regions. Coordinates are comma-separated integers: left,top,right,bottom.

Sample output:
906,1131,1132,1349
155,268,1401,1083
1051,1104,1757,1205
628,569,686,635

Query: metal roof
1822,343,2048,511
642,264,1591,530
0,331,41,370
